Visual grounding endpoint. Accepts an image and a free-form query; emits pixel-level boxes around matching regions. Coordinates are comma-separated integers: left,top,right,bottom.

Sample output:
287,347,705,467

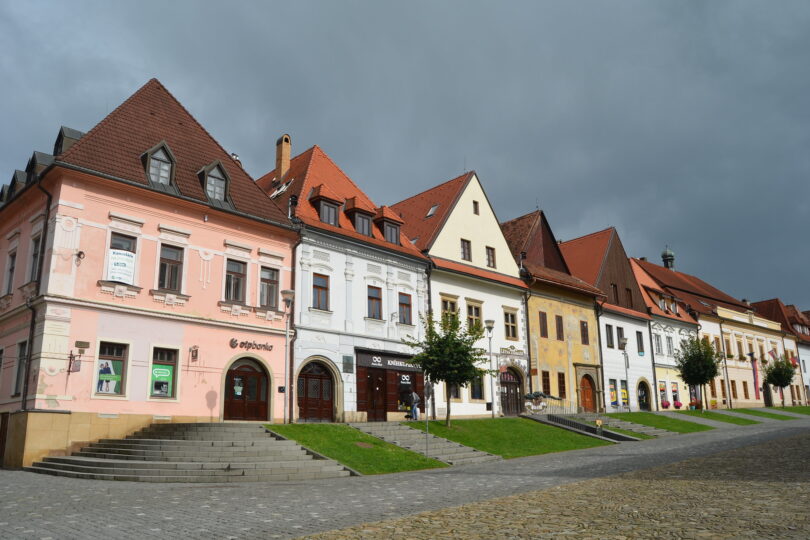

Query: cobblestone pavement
310,431,810,539
0,418,807,539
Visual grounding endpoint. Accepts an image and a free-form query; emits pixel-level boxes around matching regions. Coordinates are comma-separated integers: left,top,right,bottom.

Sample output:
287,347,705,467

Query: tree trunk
781,388,785,408
445,394,452,427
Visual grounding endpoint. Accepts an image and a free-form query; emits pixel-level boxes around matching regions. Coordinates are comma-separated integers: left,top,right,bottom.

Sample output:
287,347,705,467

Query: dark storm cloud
2,0,809,307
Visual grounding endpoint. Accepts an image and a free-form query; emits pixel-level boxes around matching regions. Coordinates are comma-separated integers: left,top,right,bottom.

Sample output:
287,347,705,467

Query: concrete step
96,438,297,448
41,456,343,472
24,465,351,483
75,450,312,462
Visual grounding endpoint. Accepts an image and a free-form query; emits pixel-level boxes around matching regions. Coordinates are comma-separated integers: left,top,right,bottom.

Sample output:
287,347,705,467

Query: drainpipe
594,300,607,413
21,178,53,412
718,320,733,409
425,260,435,420
646,318,659,411
287,198,302,424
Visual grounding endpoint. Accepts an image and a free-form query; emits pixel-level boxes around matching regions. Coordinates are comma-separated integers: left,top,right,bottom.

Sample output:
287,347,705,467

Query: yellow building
502,211,604,412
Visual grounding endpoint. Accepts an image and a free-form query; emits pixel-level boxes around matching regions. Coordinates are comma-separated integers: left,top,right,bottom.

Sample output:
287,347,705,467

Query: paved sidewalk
653,410,734,428
0,418,807,539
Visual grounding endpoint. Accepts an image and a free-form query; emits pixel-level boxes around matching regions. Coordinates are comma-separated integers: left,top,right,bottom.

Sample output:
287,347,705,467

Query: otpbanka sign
229,338,273,352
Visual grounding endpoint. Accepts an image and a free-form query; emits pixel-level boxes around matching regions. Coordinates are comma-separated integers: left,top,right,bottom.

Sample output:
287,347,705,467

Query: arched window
149,148,172,184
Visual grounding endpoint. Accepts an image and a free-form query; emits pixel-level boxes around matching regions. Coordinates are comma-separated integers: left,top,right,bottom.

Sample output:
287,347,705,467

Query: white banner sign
107,249,135,285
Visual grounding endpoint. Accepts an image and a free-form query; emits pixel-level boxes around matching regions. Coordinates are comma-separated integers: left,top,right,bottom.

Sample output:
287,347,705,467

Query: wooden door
224,363,268,421
500,369,522,416
297,362,334,422
367,368,387,421
580,375,596,412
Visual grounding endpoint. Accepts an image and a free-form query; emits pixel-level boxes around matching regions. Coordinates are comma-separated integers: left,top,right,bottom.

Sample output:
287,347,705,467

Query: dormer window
384,222,400,244
206,166,227,201
320,201,339,226
149,148,172,184
658,296,666,310
355,213,372,236
426,204,439,218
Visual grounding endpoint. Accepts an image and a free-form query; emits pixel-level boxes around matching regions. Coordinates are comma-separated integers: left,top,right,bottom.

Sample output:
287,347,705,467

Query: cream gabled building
392,172,529,418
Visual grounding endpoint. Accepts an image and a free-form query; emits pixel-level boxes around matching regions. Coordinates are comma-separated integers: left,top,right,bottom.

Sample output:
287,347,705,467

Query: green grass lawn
769,406,810,415
267,424,446,475
731,408,796,421
405,417,611,459
675,410,760,425
605,412,714,433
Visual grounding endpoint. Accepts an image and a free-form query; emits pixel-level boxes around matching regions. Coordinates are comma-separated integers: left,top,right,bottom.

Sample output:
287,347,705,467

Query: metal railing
523,398,579,416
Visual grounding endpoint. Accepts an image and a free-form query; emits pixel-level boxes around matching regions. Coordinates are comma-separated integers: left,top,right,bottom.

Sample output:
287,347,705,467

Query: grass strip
605,412,713,433
769,406,810,415
731,408,796,421
675,410,760,425
267,423,446,475
405,417,610,459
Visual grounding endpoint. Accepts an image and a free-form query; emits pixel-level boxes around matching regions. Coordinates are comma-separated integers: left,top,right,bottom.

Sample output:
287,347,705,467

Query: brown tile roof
752,299,810,344
501,210,570,274
431,256,527,290
256,145,425,260
559,228,613,286
522,261,604,298
389,172,473,250
57,79,288,224
629,258,698,325
602,302,651,321
500,212,536,261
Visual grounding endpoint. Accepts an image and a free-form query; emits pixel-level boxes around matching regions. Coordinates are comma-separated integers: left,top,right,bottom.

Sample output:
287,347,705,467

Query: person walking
410,390,421,421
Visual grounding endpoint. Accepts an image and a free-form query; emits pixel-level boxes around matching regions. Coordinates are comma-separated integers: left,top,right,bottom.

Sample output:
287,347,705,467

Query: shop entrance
499,368,523,416
297,362,334,422
580,375,596,412
366,368,387,421
224,359,269,421
637,381,651,411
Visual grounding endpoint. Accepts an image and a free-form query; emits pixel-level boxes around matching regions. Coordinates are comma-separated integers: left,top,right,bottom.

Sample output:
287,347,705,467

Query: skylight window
426,204,439,218
270,180,291,199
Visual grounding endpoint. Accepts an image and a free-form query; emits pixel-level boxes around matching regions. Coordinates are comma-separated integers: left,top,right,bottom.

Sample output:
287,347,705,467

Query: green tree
674,337,722,410
404,311,488,427
764,356,796,408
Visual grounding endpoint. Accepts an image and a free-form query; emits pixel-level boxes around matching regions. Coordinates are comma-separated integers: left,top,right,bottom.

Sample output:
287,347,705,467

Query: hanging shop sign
229,338,273,351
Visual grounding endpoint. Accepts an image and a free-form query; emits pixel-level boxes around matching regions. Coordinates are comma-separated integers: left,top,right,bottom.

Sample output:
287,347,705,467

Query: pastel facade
0,80,296,467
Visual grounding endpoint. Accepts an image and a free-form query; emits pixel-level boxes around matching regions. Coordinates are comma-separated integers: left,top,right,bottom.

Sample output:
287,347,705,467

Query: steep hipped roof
629,258,698,325
558,228,613,286
501,210,569,274
57,79,288,224
256,145,425,259
752,299,810,345
389,171,473,251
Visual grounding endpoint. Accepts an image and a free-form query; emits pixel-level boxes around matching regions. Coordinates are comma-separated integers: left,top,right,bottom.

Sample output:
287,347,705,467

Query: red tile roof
500,212,536,261
522,261,605,297
374,205,404,224
389,172,473,250
629,258,698,325
309,183,343,204
256,145,425,260
752,299,810,344
602,302,651,321
431,256,527,289
559,228,613,286
58,79,288,224
501,210,570,274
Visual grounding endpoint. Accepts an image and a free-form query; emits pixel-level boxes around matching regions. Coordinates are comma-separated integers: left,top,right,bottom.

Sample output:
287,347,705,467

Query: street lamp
485,319,496,418
281,289,295,424
619,336,629,411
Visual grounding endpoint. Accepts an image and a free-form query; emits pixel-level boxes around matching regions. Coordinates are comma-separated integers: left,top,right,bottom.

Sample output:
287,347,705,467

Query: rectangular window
605,324,614,348
367,286,382,319
485,246,496,268
659,381,668,403
539,311,548,338
448,384,460,400
636,331,644,353
394,293,411,325
460,239,472,261
621,380,629,406
260,267,279,309
108,233,136,285
466,303,481,330
724,338,732,358
715,337,722,354
319,201,338,226
158,244,183,292
441,297,457,316
312,273,329,311
29,235,41,282
610,283,618,303
720,379,727,399
557,372,566,399
383,222,400,244
96,342,127,396
14,341,27,395
5,251,15,295
556,315,564,341
730,380,738,399
742,381,749,400
542,371,550,394
666,336,674,356
472,200,479,215
654,334,663,355
355,214,372,236
736,340,744,360
580,321,589,345
617,327,625,348
225,259,246,302
625,288,633,309
710,379,717,398
110,232,136,253
150,348,177,398
470,376,484,400
504,311,518,340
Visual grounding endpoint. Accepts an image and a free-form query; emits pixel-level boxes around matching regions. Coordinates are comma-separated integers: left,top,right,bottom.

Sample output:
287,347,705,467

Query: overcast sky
2,1,809,309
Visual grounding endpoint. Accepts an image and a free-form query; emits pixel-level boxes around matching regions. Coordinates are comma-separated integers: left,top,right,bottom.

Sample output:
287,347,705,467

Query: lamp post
485,319,496,418
281,289,295,424
619,336,629,411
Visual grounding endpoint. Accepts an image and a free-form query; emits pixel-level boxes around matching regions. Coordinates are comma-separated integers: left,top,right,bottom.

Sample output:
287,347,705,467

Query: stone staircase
570,413,677,437
349,422,500,465
24,423,352,482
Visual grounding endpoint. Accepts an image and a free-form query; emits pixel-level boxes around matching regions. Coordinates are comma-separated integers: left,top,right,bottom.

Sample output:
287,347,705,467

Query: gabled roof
558,227,613,286
57,78,288,224
389,171,473,251
629,258,698,325
522,261,604,297
256,145,425,260
501,210,569,274
751,299,810,344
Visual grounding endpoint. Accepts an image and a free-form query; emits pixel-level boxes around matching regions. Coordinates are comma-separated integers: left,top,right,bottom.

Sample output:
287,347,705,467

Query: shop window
470,376,484,400
539,311,548,339
609,378,618,406
13,341,27,395
605,324,614,348
313,273,330,311
670,382,680,404
150,348,177,398
398,293,412,325
158,244,183,292
225,259,246,303
620,380,628,406
658,380,668,404
96,342,127,396
260,267,279,309
367,286,382,319
504,311,518,340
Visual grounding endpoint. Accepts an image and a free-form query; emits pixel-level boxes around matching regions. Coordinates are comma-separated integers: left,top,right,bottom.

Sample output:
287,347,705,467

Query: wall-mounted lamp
74,250,85,266
281,289,295,310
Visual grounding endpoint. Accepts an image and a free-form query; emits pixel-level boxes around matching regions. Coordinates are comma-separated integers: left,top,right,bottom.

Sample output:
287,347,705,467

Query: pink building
0,80,296,467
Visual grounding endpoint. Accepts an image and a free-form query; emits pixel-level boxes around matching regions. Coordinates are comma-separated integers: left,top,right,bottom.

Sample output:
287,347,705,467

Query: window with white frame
225,259,247,302
206,166,227,201
654,334,663,355
158,244,183,292
259,267,279,309
666,336,674,356
148,148,173,185
5,251,16,295
150,347,178,398
29,235,41,282
108,233,137,285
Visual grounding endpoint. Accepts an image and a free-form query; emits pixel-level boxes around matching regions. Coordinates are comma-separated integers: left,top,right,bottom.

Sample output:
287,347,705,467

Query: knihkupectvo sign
229,338,273,352
107,249,136,285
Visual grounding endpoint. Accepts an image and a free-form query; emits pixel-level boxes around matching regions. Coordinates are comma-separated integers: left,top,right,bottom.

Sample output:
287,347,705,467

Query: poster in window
96,360,122,394
671,381,680,402
620,380,629,406
108,249,136,285
609,379,618,406
150,365,174,397
659,380,667,402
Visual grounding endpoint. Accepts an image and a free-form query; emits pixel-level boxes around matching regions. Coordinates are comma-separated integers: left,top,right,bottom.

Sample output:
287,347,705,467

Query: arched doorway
580,375,596,412
297,362,334,422
499,368,523,416
224,358,269,421
637,381,651,411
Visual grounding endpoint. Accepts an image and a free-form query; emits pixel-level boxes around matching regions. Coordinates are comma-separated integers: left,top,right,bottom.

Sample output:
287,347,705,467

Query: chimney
276,134,291,180
639,256,647,262
230,153,242,168
661,246,675,270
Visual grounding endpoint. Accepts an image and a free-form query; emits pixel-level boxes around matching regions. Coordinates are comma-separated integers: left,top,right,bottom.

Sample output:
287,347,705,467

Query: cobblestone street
0,418,807,539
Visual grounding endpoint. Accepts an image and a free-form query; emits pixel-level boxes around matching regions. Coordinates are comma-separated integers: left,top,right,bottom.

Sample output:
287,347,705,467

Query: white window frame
4,249,17,296
222,256,251,304
103,218,143,286
154,242,187,294
257,264,281,310
654,334,663,355
666,336,674,356
90,338,134,401
146,344,181,402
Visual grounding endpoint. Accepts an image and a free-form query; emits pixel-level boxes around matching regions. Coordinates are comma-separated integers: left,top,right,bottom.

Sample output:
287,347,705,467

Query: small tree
764,356,796,408
404,311,488,427
674,337,722,411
